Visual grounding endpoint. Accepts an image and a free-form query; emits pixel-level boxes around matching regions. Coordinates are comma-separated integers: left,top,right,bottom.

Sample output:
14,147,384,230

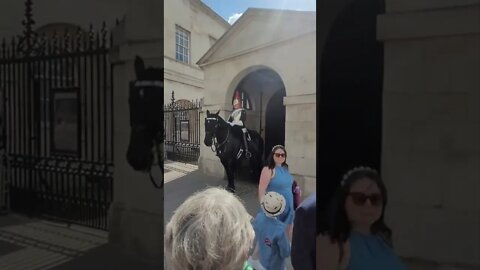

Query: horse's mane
216,114,227,124
207,113,228,127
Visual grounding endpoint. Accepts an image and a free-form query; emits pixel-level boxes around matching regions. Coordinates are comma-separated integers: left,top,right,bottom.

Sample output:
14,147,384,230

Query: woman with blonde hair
165,187,255,270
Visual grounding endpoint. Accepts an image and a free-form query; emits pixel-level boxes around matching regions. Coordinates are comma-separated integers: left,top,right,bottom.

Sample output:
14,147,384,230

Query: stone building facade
197,8,317,196
163,0,229,103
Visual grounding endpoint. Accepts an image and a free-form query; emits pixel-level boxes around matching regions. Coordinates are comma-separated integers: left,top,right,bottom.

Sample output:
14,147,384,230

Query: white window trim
175,25,190,64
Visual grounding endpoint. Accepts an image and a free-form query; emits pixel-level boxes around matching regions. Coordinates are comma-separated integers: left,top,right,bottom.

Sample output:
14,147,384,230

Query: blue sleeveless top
347,232,406,270
264,165,294,225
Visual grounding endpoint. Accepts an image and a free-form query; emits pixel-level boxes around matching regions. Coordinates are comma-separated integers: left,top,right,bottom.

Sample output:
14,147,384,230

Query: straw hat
261,191,286,218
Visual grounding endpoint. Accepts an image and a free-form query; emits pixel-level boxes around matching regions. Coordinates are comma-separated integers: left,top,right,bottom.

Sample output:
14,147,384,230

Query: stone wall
108,0,163,266
379,2,480,269
163,0,229,102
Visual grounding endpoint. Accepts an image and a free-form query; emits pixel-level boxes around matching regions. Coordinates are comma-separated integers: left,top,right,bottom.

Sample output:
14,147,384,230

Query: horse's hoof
225,186,236,193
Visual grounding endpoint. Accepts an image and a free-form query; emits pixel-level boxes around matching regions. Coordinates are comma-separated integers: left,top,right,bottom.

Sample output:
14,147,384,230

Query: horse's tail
248,130,262,150
249,130,264,170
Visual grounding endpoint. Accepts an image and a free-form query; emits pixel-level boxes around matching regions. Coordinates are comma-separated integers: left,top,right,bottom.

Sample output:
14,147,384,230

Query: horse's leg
220,158,228,180
220,158,235,193
221,158,231,186
226,160,236,193
251,157,261,183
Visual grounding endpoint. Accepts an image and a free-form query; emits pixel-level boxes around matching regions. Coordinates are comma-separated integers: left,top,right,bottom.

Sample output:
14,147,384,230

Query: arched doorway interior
318,0,385,225
229,68,286,177
265,88,286,160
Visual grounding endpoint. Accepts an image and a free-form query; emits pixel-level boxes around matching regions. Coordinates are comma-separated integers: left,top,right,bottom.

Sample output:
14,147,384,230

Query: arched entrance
265,88,286,160
229,67,286,167
318,0,385,217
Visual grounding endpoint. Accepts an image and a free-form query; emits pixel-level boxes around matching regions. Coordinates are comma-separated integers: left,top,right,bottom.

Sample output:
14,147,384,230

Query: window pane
175,26,190,64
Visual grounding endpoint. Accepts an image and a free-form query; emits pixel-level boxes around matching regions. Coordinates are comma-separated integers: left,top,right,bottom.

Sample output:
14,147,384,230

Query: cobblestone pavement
0,215,158,270
0,215,106,269
0,160,294,269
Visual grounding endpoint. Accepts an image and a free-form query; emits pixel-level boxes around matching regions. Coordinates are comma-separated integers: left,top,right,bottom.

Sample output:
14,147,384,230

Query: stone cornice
199,30,315,68
377,5,480,41
190,0,230,29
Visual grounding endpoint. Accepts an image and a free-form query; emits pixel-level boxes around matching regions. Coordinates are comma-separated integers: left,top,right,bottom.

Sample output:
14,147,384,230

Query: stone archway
227,67,286,161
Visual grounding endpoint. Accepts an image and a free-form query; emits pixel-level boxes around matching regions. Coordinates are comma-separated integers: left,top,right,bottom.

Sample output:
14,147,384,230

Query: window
175,25,190,64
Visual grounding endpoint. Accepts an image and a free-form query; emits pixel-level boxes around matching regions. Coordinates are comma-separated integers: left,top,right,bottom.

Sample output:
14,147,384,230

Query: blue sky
201,0,316,24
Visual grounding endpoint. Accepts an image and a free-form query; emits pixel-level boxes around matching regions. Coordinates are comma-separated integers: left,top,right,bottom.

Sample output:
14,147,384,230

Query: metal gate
164,91,201,164
0,5,114,230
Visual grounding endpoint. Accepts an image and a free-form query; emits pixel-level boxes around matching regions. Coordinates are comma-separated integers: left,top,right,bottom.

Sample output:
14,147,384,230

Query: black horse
126,55,164,188
204,110,264,193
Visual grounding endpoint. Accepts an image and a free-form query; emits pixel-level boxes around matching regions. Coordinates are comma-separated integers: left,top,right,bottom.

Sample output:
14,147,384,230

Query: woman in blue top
317,167,406,270
257,145,294,241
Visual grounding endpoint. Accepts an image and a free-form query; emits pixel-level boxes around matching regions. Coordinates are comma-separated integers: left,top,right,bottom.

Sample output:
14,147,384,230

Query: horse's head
135,55,163,81
204,110,221,147
127,55,163,173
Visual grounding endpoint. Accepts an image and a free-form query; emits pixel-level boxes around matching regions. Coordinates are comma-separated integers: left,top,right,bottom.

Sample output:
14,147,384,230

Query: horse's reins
206,117,230,155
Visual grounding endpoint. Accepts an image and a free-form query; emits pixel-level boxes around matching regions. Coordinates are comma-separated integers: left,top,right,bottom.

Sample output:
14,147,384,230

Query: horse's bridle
205,117,229,155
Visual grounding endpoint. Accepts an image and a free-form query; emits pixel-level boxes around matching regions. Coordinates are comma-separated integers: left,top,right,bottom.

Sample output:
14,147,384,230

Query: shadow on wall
317,0,384,230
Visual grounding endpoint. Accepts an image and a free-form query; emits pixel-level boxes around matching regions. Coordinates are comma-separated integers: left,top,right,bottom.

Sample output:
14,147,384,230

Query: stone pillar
107,0,163,266
284,94,317,198
379,2,479,269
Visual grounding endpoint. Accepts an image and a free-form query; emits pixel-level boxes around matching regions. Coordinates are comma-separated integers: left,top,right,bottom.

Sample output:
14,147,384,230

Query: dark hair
265,145,289,170
327,167,392,247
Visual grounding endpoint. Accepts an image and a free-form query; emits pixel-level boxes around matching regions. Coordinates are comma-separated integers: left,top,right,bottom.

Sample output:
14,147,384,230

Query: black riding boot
242,128,252,159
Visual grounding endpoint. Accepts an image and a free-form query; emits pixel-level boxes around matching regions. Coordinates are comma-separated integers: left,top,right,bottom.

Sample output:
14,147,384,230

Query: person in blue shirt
257,145,295,241
253,191,291,270
317,166,406,270
291,192,316,270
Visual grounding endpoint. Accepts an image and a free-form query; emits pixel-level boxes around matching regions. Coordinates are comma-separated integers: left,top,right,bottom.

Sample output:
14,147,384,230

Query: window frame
175,25,191,64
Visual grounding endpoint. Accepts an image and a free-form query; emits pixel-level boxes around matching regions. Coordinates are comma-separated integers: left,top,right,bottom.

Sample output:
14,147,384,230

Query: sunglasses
348,192,383,206
274,153,285,158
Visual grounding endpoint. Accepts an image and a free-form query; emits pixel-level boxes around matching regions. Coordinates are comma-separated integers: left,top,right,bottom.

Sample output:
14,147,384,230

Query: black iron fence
0,16,114,230
164,91,201,164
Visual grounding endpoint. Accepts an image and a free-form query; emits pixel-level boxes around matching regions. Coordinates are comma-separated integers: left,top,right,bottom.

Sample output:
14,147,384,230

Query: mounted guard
227,91,252,159
204,110,264,193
